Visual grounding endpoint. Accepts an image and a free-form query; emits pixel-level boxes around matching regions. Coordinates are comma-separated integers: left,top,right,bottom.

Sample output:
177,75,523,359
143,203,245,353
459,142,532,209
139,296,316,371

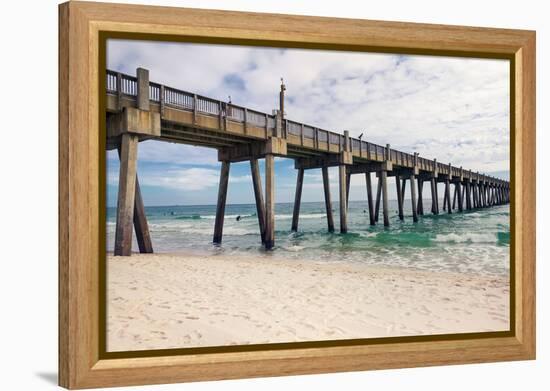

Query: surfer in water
236,215,242,221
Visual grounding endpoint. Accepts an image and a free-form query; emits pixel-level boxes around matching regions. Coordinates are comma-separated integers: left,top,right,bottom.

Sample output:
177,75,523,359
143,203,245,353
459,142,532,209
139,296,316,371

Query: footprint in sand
151,330,168,340
418,305,431,315
192,331,202,339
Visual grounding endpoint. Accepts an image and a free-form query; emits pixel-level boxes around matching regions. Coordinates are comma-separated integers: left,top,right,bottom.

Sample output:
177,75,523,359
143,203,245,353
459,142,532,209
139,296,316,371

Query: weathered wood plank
114,133,139,256
213,161,230,244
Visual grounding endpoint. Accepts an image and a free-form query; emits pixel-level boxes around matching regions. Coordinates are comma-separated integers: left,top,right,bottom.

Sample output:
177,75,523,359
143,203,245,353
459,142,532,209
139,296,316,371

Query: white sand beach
107,253,509,352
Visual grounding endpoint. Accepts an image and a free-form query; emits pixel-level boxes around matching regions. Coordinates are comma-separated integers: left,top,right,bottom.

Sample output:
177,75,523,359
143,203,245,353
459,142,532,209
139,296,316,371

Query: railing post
116,72,123,111
136,67,150,111
193,94,198,124
273,109,284,138
218,101,224,130
159,85,165,118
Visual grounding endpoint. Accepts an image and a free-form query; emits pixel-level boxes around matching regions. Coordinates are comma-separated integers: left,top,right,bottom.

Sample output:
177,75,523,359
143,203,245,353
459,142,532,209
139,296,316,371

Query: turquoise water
107,200,510,277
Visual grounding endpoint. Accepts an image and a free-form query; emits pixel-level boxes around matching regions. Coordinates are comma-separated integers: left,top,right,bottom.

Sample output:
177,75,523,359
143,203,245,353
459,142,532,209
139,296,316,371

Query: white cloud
137,140,219,166
139,167,251,191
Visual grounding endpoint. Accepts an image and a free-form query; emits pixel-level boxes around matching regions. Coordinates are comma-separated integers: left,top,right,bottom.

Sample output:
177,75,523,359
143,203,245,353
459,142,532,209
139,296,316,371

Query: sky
106,40,510,207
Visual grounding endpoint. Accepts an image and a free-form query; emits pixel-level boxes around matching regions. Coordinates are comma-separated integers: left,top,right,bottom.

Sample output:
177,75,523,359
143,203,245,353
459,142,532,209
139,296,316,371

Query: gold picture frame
59,1,536,388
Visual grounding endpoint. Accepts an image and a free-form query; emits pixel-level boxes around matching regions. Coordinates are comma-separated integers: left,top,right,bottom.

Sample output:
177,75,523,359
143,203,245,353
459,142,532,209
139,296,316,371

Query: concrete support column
410,174,418,222
322,166,335,233
291,167,304,232
213,161,230,244
445,180,452,214
457,182,463,212
417,178,424,215
250,159,266,242
396,175,404,221
114,133,139,256
264,154,275,249
339,165,348,233
381,170,390,227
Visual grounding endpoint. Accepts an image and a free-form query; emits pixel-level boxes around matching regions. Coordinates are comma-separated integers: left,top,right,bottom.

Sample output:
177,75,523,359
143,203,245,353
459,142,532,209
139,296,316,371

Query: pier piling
381,170,390,227
430,177,438,215
457,182,463,212
114,133,139,256
410,174,418,222
365,172,375,225
346,170,351,211
115,147,153,254
322,166,335,233
291,167,304,232
417,178,424,215
396,175,404,220
445,180,452,214
339,165,348,233
250,159,266,242
213,161,230,244
375,175,382,223
133,176,153,253
265,154,275,249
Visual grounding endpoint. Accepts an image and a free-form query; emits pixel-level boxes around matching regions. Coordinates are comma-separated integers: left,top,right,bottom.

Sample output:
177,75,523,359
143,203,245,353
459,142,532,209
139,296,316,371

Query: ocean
107,199,510,277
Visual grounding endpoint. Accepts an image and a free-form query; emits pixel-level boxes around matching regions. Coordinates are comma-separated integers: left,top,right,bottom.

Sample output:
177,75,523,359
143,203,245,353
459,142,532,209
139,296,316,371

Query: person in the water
236,215,241,221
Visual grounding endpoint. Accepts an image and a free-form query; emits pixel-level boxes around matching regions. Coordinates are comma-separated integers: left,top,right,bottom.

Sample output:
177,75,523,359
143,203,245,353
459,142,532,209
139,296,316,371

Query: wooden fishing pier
106,68,510,255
